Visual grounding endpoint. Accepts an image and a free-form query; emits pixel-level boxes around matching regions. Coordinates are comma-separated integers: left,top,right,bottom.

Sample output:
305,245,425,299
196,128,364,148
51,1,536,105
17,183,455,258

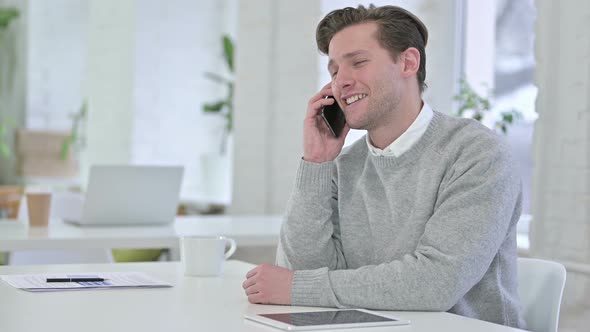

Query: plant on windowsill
60,101,87,160
0,118,14,159
197,34,235,211
0,7,18,29
0,7,20,160
453,79,522,134
0,8,20,254
15,101,85,179
202,34,234,155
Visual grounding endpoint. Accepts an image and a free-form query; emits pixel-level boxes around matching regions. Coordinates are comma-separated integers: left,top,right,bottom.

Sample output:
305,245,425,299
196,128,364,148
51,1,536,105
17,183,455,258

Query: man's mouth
345,94,368,105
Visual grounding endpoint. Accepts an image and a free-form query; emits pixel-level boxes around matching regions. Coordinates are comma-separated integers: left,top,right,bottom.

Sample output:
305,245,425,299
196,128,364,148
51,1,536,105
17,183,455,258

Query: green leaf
60,139,70,160
0,143,10,158
222,35,234,72
225,111,232,132
203,101,226,113
204,72,231,85
0,8,19,29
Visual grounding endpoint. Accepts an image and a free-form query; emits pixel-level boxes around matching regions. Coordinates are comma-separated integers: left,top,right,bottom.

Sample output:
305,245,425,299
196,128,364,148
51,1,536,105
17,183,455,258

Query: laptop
66,165,184,226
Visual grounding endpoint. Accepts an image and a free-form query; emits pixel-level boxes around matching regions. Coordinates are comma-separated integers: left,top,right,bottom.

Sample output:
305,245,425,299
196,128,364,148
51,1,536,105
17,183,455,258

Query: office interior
0,0,587,331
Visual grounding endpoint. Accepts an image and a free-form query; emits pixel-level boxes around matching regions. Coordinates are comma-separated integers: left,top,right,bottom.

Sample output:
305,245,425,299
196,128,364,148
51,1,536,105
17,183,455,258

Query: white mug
181,236,237,277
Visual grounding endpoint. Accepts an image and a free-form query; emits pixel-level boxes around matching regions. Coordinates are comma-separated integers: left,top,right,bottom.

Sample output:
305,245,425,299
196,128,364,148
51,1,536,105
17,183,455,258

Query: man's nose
334,69,353,91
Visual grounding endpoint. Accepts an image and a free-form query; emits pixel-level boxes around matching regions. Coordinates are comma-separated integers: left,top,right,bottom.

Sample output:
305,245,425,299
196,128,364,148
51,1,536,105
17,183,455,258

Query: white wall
13,0,231,198
414,0,463,115
132,0,227,199
26,0,87,131
532,1,590,330
85,0,231,196
83,0,135,178
230,0,321,214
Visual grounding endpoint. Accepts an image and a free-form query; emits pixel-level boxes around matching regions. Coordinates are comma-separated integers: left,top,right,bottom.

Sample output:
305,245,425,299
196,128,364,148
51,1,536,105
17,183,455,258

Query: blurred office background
0,0,588,331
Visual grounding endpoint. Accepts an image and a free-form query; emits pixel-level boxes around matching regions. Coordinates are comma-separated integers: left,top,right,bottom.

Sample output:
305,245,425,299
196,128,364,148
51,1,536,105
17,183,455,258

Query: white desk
0,260,525,332
0,215,282,252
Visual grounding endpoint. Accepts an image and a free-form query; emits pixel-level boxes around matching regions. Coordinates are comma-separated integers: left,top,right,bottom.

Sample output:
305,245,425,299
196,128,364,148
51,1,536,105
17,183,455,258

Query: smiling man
242,5,526,329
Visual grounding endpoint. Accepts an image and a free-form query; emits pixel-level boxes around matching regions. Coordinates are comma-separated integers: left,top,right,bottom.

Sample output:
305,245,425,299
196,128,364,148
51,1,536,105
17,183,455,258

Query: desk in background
0,214,531,264
0,215,283,264
0,260,526,332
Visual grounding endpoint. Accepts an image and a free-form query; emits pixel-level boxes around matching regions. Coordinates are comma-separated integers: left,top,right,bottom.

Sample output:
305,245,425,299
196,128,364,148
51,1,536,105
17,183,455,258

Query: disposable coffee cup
181,236,237,277
26,192,52,227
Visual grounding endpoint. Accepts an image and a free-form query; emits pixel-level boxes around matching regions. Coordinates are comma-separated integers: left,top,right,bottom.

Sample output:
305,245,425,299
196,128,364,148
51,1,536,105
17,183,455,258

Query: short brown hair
316,4,428,93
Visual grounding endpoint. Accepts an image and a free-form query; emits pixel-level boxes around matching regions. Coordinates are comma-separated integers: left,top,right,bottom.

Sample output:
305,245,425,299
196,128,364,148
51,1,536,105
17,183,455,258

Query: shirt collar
366,101,434,157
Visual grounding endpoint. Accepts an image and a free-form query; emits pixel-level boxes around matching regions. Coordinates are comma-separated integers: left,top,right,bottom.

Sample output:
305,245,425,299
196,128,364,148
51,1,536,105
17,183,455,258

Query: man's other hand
242,264,294,305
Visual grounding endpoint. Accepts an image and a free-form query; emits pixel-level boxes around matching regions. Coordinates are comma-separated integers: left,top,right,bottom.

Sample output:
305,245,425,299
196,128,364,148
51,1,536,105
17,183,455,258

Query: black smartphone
321,96,346,137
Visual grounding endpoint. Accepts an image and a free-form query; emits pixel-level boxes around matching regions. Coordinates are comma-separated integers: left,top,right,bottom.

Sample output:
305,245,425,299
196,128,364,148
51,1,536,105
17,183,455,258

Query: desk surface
0,215,530,255
0,260,525,332
0,215,282,251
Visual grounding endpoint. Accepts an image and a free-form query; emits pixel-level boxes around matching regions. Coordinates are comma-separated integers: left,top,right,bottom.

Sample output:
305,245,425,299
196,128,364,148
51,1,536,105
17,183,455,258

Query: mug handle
224,238,237,259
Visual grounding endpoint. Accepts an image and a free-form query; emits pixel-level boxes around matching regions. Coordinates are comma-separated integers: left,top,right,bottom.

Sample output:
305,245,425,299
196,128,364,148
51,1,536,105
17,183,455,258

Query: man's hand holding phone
303,83,350,163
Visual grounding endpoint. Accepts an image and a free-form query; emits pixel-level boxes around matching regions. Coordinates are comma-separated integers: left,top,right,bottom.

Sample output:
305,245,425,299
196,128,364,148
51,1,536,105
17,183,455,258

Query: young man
242,5,526,329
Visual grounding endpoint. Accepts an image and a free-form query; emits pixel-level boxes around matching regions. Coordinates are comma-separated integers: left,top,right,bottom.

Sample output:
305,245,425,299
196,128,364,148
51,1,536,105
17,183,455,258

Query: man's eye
354,60,367,66
331,71,338,78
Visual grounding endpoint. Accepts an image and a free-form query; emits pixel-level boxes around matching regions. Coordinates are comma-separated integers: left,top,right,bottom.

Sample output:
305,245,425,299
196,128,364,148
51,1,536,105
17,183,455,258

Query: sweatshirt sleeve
289,144,522,310
276,159,347,271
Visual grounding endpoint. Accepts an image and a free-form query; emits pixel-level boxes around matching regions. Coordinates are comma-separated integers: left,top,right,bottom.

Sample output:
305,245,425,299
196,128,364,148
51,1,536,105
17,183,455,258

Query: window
492,0,537,214
466,0,537,215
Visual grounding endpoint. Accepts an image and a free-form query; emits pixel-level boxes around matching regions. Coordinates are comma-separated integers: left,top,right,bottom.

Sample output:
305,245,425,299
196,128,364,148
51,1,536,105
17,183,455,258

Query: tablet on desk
244,309,410,331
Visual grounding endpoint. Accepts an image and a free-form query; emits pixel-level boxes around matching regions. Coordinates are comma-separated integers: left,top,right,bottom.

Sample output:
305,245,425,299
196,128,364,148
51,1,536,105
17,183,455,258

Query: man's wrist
302,155,333,164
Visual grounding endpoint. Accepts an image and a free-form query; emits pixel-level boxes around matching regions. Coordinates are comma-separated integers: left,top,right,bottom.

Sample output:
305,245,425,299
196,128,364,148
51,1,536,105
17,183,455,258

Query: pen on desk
46,278,106,283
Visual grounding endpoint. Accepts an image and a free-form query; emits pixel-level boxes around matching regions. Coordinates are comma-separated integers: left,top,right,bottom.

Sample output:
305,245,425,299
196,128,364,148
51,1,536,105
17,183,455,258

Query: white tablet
244,309,410,331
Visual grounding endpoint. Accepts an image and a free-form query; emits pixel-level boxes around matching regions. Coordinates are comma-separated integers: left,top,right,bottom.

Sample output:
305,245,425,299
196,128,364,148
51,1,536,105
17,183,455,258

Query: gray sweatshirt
276,111,526,329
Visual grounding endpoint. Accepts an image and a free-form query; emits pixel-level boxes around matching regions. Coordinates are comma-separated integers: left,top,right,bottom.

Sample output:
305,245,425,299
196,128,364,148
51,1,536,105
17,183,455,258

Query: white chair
518,257,566,332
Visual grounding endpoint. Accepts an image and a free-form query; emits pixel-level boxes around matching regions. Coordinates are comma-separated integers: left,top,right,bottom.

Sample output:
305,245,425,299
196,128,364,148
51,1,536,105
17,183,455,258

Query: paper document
0,272,172,292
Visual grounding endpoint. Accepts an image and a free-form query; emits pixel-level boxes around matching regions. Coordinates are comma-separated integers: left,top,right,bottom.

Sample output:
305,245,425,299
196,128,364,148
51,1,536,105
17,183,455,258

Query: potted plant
199,35,235,206
14,101,85,179
0,7,20,265
0,7,18,29
202,34,234,155
60,101,87,160
0,7,19,161
453,79,522,134
0,118,13,159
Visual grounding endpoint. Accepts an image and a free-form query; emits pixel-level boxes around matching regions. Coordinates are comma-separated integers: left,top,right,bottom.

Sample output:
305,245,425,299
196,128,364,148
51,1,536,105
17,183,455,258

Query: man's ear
401,47,420,78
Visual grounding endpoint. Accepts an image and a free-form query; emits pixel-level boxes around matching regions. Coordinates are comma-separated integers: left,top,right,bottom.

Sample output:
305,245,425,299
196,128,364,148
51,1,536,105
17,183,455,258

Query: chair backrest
518,257,566,332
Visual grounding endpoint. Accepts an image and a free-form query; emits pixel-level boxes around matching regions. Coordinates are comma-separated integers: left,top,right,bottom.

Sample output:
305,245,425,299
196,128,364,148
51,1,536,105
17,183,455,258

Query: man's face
327,22,404,131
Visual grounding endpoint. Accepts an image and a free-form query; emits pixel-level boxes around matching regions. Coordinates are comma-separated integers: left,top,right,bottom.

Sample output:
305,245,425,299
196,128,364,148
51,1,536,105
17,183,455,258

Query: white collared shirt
366,102,434,157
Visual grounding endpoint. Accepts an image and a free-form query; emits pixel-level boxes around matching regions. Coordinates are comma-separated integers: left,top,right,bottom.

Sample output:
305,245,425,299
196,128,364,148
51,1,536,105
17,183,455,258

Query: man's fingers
307,83,333,104
245,267,259,279
306,97,335,119
242,276,256,290
248,293,265,304
244,284,259,296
